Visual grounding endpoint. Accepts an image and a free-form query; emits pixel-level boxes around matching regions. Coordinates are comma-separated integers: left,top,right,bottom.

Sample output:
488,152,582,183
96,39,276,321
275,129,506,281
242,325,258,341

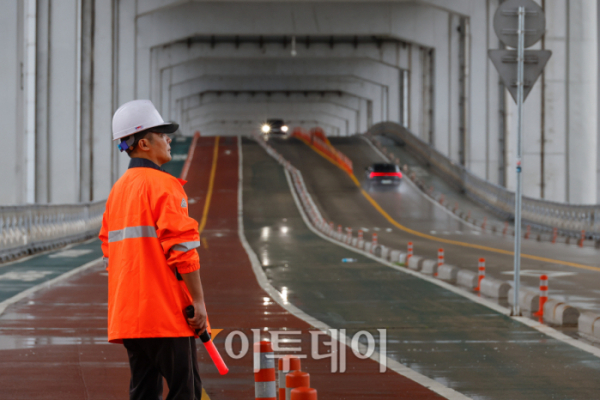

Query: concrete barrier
372,245,384,258
380,246,389,260
389,250,401,263
543,299,580,327
480,278,511,298
398,252,407,264
420,259,438,275
457,269,478,290
437,264,458,284
579,311,600,339
507,288,539,312
407,256,423,271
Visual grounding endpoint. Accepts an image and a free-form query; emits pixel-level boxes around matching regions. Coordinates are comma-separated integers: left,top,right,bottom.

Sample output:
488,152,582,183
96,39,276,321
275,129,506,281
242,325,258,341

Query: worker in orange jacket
99,99,206,400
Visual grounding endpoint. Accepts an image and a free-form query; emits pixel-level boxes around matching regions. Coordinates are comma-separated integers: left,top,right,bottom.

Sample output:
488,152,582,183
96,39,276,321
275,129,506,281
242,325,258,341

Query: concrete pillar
0,1,21,205
468,0,490,178
543,0,569,202
448,13,461,163
409,43,423,139
567,0,597,204
485,0,503,186
35,0,50,204
92,0,116,200
46,0,82,204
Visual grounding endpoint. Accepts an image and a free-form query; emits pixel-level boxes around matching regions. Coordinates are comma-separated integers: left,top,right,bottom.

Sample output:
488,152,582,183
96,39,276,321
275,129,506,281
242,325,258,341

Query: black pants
123,337,202,400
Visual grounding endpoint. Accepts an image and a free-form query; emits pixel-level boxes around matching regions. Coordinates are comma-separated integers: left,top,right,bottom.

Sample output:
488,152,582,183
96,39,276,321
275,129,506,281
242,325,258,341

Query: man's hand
180,269,207,333
187,302,208,333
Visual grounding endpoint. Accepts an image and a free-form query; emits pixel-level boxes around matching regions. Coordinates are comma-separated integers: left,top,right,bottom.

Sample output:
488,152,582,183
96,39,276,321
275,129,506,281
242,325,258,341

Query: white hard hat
112,99,178,141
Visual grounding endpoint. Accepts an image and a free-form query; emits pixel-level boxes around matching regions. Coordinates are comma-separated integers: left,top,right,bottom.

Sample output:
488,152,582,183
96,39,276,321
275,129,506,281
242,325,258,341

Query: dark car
261,119,289,135
365,163,403,187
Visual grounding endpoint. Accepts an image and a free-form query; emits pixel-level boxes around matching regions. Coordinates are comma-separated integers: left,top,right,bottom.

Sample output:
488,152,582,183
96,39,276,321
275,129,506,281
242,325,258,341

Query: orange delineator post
285,371,310,400
481,217,487,231
291,387,317,400
407,242,413,262
254,341,276,400
525,225,531,239
475,258,485,291
579,230,585,247
346,227,352,244
436,248,443,277
503,222,509,236
278,356,301,400
533,274,548,317
551,227,558,244
358,229,363,241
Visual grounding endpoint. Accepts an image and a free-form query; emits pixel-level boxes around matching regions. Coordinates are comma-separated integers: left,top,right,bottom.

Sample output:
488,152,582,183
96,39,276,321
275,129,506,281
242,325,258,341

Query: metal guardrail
0,201,105,262
368,122,600,239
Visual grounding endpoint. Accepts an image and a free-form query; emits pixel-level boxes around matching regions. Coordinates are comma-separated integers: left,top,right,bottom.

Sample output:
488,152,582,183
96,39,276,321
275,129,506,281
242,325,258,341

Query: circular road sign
494,0,545,49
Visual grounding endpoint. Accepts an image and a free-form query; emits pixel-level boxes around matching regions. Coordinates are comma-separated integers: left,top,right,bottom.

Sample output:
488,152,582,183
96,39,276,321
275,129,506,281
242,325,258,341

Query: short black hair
123,129,154,157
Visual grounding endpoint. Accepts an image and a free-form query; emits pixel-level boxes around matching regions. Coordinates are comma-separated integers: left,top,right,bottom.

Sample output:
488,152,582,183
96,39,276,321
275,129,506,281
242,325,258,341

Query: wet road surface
244,138,600,399
0,136,446,399
267,136,600,315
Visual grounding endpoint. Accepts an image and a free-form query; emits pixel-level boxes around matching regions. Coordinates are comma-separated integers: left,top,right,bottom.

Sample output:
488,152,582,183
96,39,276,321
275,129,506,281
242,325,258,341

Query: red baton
185,306,229,375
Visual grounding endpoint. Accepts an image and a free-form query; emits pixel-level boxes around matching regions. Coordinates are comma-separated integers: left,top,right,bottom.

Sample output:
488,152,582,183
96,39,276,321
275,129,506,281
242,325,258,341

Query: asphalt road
242,138,600,400
267,136,600,316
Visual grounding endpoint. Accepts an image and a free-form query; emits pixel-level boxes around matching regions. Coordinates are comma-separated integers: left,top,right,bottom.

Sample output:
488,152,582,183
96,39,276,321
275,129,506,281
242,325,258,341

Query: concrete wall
0,0,597,205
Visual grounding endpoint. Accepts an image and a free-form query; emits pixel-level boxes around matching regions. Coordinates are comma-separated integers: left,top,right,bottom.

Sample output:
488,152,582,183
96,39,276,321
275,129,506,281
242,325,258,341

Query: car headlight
281,125,289,133
261,124,271,133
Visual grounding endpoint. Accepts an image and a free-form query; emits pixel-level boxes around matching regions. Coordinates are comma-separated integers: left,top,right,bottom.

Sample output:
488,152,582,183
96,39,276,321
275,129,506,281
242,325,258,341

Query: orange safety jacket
99,158,201,343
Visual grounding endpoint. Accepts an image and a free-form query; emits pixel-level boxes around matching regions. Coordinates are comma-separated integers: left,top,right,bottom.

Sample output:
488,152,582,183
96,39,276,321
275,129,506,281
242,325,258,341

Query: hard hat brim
113,122,179,141
148,122,179,134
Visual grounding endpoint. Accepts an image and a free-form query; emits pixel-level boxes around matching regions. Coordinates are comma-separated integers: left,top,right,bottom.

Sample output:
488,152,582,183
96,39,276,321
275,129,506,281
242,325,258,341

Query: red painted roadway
0,136,444,399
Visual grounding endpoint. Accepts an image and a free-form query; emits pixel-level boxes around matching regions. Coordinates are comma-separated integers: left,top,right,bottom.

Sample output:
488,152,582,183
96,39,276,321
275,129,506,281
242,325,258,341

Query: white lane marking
281,169,473,400
360,136,485,233
386,228,393,232
0,243,79,268
239,139,472,400
0,271,54,282
501,270,577,278
0,258,102,316
373,227,380,231
282,152,600,361
48,249,93,258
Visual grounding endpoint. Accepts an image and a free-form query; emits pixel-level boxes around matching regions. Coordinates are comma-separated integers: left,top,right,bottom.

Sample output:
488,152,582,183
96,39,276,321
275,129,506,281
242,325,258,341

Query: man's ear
137,137,151,152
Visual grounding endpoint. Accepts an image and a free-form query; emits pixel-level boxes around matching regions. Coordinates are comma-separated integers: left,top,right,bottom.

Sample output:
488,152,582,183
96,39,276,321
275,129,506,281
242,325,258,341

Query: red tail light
369,172,402,179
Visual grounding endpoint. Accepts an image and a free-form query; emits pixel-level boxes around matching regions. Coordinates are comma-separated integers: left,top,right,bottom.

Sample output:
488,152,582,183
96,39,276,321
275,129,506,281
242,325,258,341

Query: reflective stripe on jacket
99,158,200,343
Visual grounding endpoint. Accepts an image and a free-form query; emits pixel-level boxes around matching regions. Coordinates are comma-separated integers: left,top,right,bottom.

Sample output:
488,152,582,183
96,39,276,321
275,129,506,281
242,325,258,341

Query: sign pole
512,6,525,316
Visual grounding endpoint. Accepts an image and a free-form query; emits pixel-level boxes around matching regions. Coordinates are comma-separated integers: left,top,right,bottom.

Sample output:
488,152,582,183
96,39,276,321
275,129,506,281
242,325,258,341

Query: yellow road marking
202,237,209,249
183,137,218,400
199,136,220,236
297,139,600,272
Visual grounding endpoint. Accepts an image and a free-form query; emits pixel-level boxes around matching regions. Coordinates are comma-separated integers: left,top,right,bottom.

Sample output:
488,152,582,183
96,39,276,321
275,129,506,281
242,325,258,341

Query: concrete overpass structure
1,0,598,205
